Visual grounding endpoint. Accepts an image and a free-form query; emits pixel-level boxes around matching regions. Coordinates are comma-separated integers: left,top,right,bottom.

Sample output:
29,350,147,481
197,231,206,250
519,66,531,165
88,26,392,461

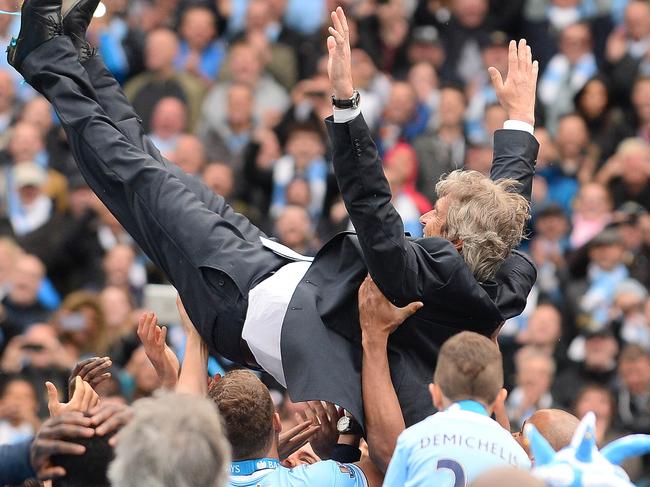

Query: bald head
523,409,580,454
471,467,544,487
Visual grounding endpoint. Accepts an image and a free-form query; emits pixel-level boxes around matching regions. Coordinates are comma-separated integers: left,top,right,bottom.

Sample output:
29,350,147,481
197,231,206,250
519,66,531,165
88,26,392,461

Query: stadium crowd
0,0,649,485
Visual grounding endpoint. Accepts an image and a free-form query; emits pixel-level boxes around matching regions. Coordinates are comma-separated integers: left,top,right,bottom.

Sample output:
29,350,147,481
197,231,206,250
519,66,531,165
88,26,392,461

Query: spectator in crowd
612,279,650,349
383,163,423,238
0,376,39,445
0,69,16,145
384,142,432,215
175,6,225,83
530,204,570,302
553,330,619,409
538,113,595,216
414,85,467,203
539,22,598,133
617,344,650,434
0,323,70,416
2,254,50,330
200,42,290,137
631,77,650,144
573,383,643,481
108,392,230,487
53,291,109,360
236,0,298,90
466,31,510,144
274,205,316,256
168,134,207,175
270,123,327,221
574,76,632,163
569,182,613,250
377,81,430,155
507,347,556,429
87,0,145,82
202,162,237,205
596,138,650,211
124,28,204,131
568,229,629,331
147,97,188,158
199,83,255,170
442,0,494,85
604,3,650,106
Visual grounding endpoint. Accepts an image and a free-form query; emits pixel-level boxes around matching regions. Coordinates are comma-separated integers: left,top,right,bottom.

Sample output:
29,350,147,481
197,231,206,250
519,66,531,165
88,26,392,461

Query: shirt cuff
333,106,361,123
503,119,534,134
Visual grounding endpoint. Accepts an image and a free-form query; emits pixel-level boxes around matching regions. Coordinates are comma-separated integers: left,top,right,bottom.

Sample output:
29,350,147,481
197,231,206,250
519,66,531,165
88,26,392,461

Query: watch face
337,416,351,433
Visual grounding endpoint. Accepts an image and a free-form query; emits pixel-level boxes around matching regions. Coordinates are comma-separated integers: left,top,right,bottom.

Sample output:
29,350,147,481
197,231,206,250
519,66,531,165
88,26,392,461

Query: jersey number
436,459,466,487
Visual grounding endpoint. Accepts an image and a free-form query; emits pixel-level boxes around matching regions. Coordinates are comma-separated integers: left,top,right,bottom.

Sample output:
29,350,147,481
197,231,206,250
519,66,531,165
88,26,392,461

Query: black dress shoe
6,0,63,71
62,0,99,62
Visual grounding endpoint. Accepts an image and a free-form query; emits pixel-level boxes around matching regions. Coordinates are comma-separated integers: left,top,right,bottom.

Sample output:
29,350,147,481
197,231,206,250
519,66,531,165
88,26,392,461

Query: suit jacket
280,114,539,428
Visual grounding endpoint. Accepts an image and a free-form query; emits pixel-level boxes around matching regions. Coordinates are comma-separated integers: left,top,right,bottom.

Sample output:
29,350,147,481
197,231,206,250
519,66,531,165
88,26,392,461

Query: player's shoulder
284,461,367,487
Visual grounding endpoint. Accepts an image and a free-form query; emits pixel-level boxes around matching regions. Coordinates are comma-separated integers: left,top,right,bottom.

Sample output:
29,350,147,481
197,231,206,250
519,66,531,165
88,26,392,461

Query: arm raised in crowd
137,312,180,389
358,276,423,472
175,296,210,396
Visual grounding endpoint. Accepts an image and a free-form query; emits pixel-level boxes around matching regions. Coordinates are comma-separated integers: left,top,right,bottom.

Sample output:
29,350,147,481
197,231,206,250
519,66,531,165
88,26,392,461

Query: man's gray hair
108,392,231,487
436,170,530,283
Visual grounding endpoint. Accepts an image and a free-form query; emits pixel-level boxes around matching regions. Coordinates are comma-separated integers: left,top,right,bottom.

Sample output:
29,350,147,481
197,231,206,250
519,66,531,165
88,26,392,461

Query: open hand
137,311,180,389
488,39,538,126
68,357,112,398
278,419,320,460
301,401,344,460
327,7,354,100
30,412,94,480
358,275,423,343
47,377,99,417
88,402,134,447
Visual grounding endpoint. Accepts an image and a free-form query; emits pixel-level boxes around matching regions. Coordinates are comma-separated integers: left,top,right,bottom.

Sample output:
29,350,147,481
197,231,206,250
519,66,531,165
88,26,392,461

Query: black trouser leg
19,37,285,361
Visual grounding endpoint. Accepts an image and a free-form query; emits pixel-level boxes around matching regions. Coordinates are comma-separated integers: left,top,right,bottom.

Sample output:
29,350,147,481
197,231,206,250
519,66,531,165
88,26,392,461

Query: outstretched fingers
518,39,528,76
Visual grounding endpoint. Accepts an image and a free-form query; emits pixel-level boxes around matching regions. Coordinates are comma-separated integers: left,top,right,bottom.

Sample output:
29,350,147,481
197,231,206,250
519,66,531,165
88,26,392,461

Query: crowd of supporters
0,0,649,484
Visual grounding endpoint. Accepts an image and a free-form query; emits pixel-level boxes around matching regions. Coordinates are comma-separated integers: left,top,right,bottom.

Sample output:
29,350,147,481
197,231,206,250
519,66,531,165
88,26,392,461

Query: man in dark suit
8,1,538,428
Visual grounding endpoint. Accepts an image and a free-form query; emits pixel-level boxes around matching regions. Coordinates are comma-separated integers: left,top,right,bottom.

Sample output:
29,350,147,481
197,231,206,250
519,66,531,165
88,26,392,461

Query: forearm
147,348,179,390
362,334,405,472
176,335,209,396
326,115,414,300
490,126,539,202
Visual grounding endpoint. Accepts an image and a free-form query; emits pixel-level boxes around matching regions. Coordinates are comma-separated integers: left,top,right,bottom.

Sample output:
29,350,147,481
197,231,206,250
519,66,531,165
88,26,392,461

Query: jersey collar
448,400,490,416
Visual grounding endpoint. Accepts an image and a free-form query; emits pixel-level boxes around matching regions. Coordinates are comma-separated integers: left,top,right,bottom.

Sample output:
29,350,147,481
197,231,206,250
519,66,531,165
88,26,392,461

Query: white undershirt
241,112,534,387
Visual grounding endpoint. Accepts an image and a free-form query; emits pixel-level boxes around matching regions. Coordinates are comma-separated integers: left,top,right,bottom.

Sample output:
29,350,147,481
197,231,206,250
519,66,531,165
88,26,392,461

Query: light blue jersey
229,459,368,487
383,401,531,487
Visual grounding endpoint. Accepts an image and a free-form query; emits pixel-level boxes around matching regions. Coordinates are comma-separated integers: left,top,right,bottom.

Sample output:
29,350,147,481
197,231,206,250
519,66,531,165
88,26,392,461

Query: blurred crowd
0,0,649,482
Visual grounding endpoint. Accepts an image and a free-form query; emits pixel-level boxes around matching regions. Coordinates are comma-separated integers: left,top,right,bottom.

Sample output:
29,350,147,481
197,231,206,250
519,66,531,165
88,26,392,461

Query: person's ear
430,383,443,410
273,412,282,434
453,239,463,252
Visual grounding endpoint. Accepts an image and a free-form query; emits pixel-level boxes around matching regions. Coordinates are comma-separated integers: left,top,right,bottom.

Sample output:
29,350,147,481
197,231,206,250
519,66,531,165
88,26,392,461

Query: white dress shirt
241,109,534,387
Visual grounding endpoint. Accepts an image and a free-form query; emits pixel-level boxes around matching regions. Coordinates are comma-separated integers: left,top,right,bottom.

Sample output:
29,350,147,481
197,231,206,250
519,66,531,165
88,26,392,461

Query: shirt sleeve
333,106,362,123
503,120,534,134
382,436,409,487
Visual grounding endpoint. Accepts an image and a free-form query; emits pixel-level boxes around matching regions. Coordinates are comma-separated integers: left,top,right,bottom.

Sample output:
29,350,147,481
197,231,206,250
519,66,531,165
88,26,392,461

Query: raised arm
358,276,422,472
175,297,209,396
488,39,540,202
326,8,430,302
